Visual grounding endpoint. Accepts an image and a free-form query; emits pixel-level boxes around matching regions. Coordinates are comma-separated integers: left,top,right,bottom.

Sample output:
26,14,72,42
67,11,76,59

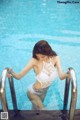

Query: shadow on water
0,0,4,3
0,0,11,4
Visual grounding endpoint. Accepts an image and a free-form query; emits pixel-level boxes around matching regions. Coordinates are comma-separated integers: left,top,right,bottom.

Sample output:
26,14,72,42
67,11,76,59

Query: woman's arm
55,56,69,80
9,58,36,80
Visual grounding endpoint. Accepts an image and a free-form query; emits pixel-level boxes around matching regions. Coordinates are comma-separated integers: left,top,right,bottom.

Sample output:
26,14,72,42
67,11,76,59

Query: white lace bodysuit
36,58,58,88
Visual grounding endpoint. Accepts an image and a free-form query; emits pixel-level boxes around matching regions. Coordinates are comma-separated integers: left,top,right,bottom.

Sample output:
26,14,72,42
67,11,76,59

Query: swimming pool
0,0,80,110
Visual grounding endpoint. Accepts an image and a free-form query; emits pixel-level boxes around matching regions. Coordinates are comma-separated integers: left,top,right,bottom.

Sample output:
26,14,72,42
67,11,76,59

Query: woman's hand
66,73,71,79
6,68,13,78
67,69,71,79
7,73,12,78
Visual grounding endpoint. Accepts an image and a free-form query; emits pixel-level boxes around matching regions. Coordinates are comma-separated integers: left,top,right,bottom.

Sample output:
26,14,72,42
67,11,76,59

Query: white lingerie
36,58,58,88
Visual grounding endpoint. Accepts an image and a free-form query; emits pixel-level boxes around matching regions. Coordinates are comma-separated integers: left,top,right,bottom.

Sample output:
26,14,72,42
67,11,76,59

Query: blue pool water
0,0,80,110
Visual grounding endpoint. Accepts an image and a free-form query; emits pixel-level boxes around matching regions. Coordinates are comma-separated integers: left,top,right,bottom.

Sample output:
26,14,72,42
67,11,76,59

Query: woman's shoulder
31,58,38,65
51,56,60,65
51,55,60,60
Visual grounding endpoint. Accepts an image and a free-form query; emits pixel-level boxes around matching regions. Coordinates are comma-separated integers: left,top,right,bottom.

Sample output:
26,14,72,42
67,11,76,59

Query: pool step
2,110,80,120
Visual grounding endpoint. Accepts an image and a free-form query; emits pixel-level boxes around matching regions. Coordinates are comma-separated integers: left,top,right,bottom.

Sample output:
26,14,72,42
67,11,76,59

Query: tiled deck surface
0,109,79,120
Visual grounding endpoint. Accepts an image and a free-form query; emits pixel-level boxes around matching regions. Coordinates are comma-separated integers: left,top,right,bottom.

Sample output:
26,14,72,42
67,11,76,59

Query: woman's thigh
27,90,45,109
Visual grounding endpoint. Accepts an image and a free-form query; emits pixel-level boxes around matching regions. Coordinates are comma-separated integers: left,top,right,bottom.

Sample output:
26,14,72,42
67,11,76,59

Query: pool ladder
0,68,18,112
63,67,77,120
0,67,77,120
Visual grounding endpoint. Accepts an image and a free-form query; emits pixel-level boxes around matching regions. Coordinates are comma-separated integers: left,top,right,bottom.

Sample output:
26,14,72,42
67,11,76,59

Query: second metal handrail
63,67,77,120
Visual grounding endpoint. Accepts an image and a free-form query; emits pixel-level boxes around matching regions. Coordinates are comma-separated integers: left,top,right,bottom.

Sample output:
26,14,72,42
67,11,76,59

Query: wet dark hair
33,40,57,59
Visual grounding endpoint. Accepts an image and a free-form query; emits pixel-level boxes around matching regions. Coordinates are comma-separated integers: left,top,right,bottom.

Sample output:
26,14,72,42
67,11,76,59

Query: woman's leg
27,84,49,110
32,92,47,110
32,103,37,110
27,90,46,110
27,91,45,110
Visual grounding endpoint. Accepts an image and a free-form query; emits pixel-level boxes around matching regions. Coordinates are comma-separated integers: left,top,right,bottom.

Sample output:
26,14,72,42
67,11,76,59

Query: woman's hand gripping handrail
63,67,77,120
0,68,18,112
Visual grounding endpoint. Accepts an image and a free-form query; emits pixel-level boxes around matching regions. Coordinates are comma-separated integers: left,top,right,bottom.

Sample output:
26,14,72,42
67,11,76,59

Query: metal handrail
63,67,77,120
0,68,18,112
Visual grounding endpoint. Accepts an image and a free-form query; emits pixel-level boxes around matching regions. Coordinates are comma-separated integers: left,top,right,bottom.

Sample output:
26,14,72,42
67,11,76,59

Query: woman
8,40,70,110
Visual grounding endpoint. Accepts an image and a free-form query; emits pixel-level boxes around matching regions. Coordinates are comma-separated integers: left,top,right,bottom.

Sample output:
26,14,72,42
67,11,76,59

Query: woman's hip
27,83,49,96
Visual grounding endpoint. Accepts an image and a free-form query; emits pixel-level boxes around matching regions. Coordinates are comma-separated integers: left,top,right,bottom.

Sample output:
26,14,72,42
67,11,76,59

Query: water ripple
1,33,80,47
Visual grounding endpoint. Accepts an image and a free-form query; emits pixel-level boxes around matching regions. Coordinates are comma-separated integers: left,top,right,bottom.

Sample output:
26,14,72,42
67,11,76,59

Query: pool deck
0,109,80,120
